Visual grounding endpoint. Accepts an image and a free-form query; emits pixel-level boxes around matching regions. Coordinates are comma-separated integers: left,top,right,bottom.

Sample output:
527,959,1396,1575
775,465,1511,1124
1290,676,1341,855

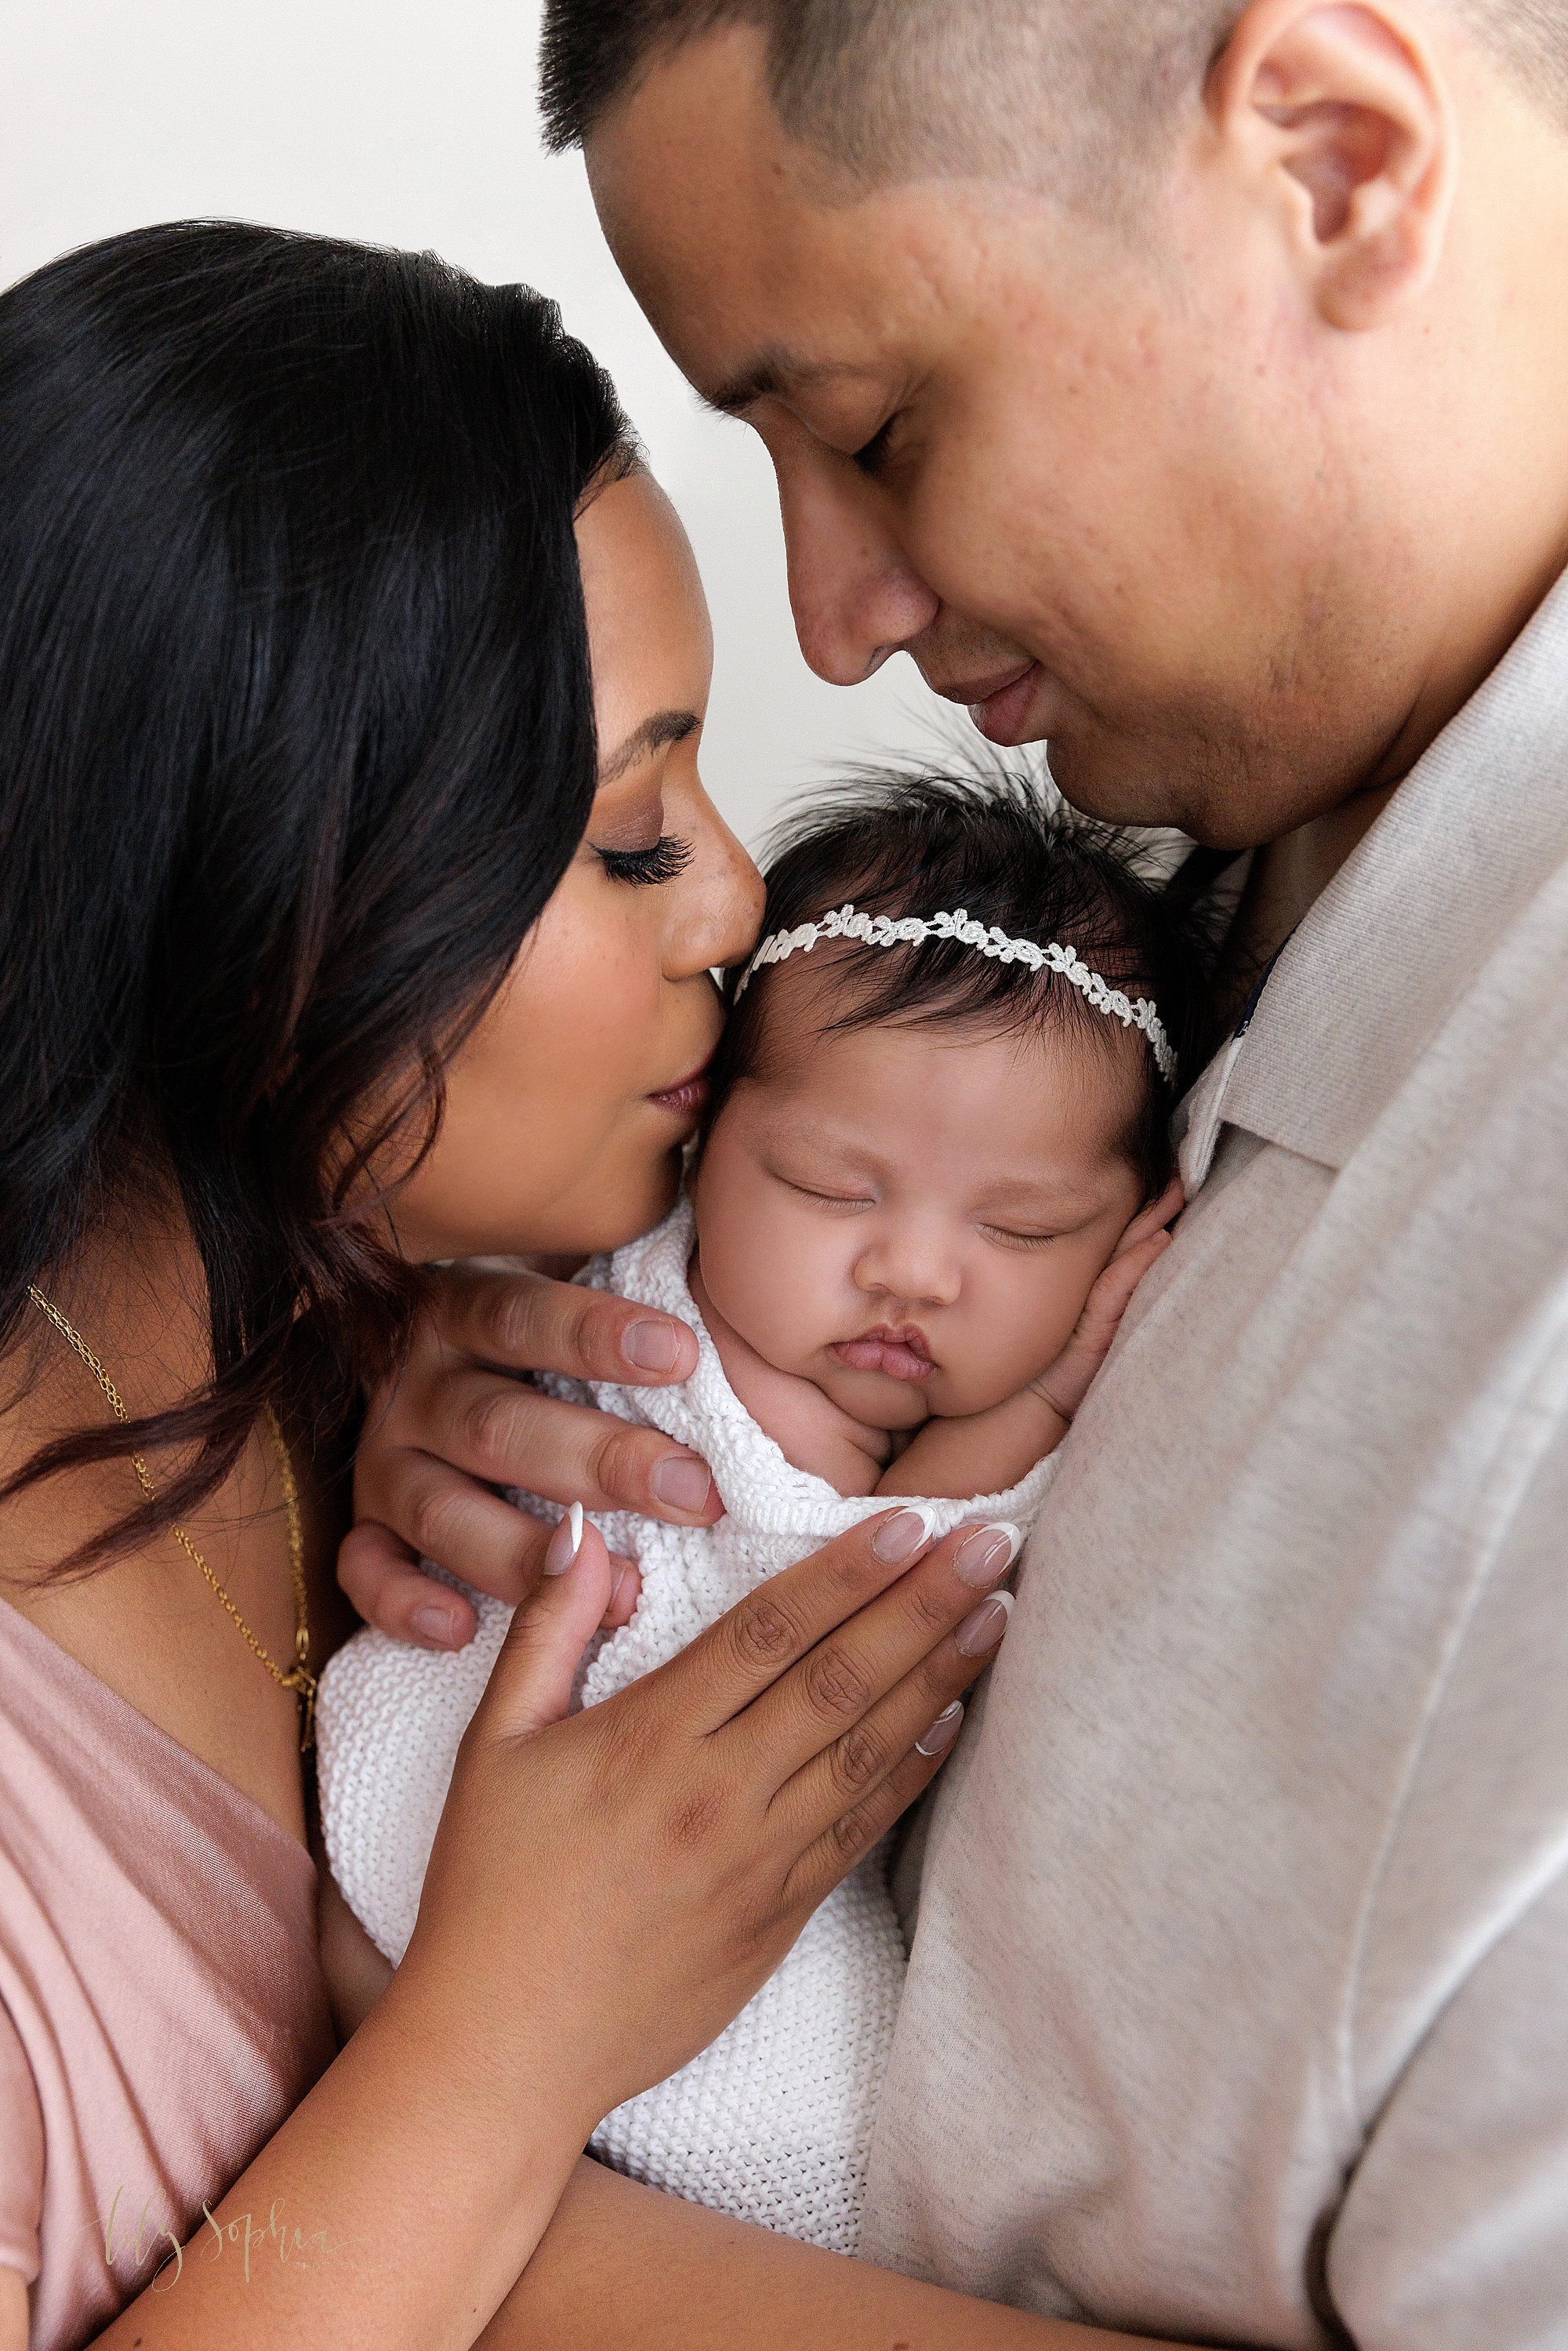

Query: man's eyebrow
598,708,699,785
699,348,871,419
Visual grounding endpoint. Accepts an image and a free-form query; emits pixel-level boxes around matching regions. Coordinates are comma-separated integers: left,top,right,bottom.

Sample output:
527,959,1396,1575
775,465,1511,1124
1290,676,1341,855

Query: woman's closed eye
596,833,694,887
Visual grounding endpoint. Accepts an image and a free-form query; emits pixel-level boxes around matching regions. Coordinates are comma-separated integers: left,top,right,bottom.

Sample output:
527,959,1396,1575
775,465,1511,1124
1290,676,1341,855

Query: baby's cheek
695,1187,842,1370
956,1254,1101,1405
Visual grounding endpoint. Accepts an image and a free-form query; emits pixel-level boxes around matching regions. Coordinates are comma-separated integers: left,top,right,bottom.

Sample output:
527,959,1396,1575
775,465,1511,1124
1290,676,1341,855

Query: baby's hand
876,1177,1183,1501
1030,1175,1184,1428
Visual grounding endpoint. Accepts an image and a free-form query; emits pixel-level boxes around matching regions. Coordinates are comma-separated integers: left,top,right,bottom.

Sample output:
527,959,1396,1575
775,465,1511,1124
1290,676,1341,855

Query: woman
0,222,1025,2349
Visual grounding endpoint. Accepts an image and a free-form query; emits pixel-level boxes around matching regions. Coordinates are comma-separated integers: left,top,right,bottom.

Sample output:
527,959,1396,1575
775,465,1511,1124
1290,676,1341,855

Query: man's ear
1207,0,1457,329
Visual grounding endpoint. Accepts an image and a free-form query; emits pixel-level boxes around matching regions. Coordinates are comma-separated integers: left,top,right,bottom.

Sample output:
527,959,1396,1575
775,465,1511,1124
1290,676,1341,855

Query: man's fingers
371,1368,720,1529
424,1261,699,1388
339,1500,640,1645
603,1557,642,1630
336,1519,481,1650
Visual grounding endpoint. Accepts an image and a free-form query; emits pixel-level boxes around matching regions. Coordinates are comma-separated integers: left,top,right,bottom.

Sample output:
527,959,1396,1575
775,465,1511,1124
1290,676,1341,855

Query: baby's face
691,988,1149,1428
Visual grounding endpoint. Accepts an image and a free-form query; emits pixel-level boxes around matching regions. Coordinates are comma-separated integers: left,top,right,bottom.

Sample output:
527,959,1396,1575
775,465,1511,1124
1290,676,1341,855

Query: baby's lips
830,1333,937,1383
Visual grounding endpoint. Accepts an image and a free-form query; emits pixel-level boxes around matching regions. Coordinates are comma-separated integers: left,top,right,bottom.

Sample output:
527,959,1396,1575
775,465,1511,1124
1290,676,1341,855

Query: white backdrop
0,0,929,845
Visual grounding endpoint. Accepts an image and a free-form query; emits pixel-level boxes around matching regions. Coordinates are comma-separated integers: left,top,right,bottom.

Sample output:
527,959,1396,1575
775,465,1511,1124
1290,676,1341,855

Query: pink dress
0,1595,334,2349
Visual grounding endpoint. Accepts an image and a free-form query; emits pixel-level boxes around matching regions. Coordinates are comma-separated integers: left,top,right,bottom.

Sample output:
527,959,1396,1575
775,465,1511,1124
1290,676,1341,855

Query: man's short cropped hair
540,0,1568,213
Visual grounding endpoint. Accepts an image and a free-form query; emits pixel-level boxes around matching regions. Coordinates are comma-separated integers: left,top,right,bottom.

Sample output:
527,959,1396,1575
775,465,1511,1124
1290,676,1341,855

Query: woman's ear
1207,0,1457,329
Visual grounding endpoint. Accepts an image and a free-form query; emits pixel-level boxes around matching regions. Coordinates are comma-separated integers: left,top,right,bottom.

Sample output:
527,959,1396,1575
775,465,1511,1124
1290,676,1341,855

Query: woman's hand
398,1499,1019,2124
343,1259,722,1650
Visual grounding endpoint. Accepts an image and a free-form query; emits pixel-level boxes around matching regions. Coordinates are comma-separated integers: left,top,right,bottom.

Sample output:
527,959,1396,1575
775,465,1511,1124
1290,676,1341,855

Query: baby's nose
854,1235,963,1309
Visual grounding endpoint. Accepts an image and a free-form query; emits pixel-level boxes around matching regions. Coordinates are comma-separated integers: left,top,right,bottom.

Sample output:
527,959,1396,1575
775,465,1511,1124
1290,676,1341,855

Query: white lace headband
734,902,1177,1083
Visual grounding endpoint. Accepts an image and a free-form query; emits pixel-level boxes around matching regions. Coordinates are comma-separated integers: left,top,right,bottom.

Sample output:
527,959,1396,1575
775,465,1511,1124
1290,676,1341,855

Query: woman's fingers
473,1510,615,1740
786,1707,971,1914
773,1585,1013,1849
338,1488,640,1643
337,1518,481,1650
667,1505,942,1733
373,1364,720,1527
423,1259,699,1388
733,1519,1020,1781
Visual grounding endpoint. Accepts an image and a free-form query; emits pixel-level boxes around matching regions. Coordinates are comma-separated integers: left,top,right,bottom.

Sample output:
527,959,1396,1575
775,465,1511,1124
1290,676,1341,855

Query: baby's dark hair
708,766,1218,1191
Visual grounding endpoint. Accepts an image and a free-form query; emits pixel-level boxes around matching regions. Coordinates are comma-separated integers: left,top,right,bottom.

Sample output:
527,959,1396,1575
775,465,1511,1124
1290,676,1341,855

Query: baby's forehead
719,1003,1143,1194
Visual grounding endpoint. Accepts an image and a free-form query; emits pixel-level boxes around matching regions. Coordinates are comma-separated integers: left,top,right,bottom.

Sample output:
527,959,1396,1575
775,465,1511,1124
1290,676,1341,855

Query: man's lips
969,662,1045,746
927,658,1046,749
829,1326,937,1383
648,1061,710,1120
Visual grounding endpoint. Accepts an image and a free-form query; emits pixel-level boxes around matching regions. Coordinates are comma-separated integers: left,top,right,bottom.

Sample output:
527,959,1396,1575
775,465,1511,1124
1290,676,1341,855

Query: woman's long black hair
0,219,634,1571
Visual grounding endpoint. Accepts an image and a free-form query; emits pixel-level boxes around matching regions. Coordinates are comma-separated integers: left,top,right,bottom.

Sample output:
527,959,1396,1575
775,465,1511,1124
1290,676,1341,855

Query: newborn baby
317,768,1209,2254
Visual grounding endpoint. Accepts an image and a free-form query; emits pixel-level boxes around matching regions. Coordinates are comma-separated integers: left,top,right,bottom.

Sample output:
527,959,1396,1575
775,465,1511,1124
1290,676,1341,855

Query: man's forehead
585,31,983,365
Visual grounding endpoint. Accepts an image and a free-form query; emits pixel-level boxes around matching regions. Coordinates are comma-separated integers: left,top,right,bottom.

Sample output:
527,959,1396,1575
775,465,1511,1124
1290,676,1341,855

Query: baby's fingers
1036,1228,1173,1424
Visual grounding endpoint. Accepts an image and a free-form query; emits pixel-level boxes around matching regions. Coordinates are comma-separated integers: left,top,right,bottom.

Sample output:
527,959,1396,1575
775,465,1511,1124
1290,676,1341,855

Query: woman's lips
648,1061,710,1122
830,1327,937,1383
967,660,1045,747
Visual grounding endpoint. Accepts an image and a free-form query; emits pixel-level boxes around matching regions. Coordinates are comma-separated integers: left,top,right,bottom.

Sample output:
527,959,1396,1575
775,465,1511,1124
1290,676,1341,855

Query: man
352,3,1568,2341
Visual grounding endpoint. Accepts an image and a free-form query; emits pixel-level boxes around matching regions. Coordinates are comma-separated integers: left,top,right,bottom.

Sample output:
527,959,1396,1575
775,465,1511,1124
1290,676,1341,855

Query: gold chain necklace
27,1286,317,1751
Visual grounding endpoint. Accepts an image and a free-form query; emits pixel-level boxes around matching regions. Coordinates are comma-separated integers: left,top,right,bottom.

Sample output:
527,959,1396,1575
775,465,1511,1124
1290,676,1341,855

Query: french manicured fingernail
622,1318,683,1373
872,1504,938,1565
953,1521,1022,1588
410,1603,462,1648
955,1588,1015,1657
544,1501,585,1576
915,1700,964,1758
648,1453,713,1514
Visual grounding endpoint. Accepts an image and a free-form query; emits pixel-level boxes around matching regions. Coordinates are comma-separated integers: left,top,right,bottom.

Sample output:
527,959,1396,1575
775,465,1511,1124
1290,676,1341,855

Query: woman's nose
768,423,940,689
666,791,766,979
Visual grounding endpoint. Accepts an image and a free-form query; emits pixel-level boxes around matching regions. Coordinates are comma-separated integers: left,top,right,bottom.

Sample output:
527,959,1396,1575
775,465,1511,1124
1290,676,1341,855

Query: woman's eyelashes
596,833,695,887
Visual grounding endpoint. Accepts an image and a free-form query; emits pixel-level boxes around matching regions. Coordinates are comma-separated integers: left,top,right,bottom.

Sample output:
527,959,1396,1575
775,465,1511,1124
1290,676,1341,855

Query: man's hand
343,1259,721,1650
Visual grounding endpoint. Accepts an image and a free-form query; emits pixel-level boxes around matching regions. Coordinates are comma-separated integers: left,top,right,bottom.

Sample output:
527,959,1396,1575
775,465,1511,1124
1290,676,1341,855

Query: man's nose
771,428,939,688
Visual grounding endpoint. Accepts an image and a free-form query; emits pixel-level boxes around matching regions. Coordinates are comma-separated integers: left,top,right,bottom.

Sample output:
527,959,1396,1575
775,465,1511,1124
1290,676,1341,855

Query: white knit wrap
316,1195,1058,2253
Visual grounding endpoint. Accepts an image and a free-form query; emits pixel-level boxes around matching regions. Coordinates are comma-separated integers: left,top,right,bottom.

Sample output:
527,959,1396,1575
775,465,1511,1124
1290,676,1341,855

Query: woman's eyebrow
599,708,699,785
